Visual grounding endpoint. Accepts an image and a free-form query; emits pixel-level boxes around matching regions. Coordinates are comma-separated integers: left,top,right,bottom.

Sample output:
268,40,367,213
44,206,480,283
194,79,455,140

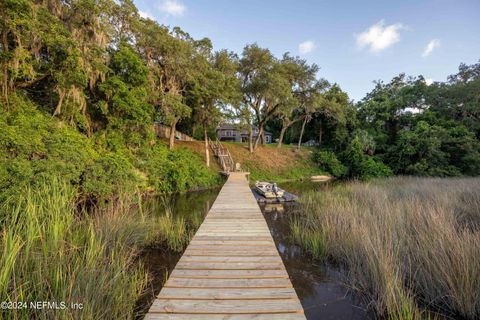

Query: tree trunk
253,124,264,150
204,126,210,167
248,126,253,153
387,119,398,145
261,131,266,145
277,125,287,148
1,64,7,106
1,7,9,105
169,120,177,150
53,89,65,116
297,116,308,149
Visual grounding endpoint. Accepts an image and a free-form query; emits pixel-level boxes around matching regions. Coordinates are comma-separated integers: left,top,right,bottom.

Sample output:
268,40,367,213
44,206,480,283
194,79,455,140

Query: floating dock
145,172,305,319
251,188,298,203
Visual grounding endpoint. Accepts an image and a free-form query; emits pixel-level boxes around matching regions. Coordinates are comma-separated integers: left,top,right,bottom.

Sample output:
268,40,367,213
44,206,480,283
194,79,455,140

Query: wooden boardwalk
145,172,306,320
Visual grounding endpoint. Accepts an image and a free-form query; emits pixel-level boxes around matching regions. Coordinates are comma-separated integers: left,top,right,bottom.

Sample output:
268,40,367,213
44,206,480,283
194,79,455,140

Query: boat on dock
252,181,298,203
255,181,285,198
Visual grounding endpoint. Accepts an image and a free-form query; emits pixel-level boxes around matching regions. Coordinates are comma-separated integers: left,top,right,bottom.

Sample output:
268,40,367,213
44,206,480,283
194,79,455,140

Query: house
216,124,273,144
303,139,319,147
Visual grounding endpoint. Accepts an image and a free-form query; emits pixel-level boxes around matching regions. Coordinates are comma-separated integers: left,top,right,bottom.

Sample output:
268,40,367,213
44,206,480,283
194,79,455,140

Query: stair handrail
209,138,235,173
226,148,234,171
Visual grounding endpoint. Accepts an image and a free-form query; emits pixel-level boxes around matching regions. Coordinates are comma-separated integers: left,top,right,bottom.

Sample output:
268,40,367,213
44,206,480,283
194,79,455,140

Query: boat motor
272,183,279,195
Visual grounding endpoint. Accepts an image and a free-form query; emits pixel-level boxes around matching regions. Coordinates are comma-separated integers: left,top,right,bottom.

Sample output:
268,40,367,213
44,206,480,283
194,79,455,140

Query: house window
266,135,271,143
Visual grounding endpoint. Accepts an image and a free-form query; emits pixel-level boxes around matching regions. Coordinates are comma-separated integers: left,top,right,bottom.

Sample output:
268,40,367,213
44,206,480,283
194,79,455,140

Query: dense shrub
0,96,96,201
359,156,393,180
82,152,140,199
140,144,221,194
386,121,480,176
312,151,347,177
342,137,393,180
0,96,222,202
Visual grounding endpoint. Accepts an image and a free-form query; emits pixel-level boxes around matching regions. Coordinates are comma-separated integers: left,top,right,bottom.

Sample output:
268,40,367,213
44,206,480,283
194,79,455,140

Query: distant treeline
1,0,479,202
291,66,480,179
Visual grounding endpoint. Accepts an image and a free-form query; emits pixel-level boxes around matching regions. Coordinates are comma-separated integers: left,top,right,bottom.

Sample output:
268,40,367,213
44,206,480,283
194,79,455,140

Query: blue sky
133,0,480,101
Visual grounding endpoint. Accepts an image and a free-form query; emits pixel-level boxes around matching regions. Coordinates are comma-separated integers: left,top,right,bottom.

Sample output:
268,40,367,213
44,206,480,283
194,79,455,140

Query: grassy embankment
177,141,325,182
292,177,480,319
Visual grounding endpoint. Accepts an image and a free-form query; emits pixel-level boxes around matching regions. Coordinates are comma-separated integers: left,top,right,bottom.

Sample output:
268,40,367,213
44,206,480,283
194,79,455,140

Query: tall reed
0,179,193,319
293,177,480,319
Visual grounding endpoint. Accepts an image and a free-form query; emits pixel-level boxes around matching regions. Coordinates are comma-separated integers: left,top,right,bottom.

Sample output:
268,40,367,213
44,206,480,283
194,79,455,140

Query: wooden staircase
209,138,235,173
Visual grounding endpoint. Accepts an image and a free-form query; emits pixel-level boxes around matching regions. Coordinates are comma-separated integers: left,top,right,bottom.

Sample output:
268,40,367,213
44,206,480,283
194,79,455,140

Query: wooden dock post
144,172,306,319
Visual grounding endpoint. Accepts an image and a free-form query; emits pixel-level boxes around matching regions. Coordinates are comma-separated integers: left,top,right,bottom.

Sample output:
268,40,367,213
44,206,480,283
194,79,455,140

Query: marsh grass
293,177,480,319
149,195,204,252
0,179,194,319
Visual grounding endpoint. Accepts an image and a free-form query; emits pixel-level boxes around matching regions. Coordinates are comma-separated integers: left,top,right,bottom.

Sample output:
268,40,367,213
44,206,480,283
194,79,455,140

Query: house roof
217,124,237,130
217,124,272,135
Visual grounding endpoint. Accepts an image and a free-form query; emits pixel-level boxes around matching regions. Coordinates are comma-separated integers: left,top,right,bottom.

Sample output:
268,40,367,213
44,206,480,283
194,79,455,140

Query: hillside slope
177,141,324,182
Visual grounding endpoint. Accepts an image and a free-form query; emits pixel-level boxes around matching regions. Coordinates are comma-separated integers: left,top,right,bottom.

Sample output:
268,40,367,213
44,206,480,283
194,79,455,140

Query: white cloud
158,0,186,17
299,40,316,54
422,39,440,57
139,10,155,20
425,78,434,85
355,20,405,53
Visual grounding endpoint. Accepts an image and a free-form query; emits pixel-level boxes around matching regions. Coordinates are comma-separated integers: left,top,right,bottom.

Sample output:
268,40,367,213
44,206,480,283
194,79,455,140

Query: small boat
310,175,333,181
255,181,285,199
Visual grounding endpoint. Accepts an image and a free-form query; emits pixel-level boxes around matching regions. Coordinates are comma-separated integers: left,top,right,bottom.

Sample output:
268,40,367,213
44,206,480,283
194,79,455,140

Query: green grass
292,177,480,319
246,162,323,183
0,179,194,319
220,142,324,182
291,218,328,260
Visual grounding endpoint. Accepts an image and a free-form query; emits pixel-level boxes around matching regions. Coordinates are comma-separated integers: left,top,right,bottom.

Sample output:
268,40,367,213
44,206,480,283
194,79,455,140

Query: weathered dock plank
145,314,306,320
169,269,289,279
158,287,298,299
144,172,305,319
149,299,303,313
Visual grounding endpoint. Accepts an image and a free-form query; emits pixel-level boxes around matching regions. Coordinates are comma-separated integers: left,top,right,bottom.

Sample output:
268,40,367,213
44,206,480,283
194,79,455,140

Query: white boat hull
255,182,285,199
